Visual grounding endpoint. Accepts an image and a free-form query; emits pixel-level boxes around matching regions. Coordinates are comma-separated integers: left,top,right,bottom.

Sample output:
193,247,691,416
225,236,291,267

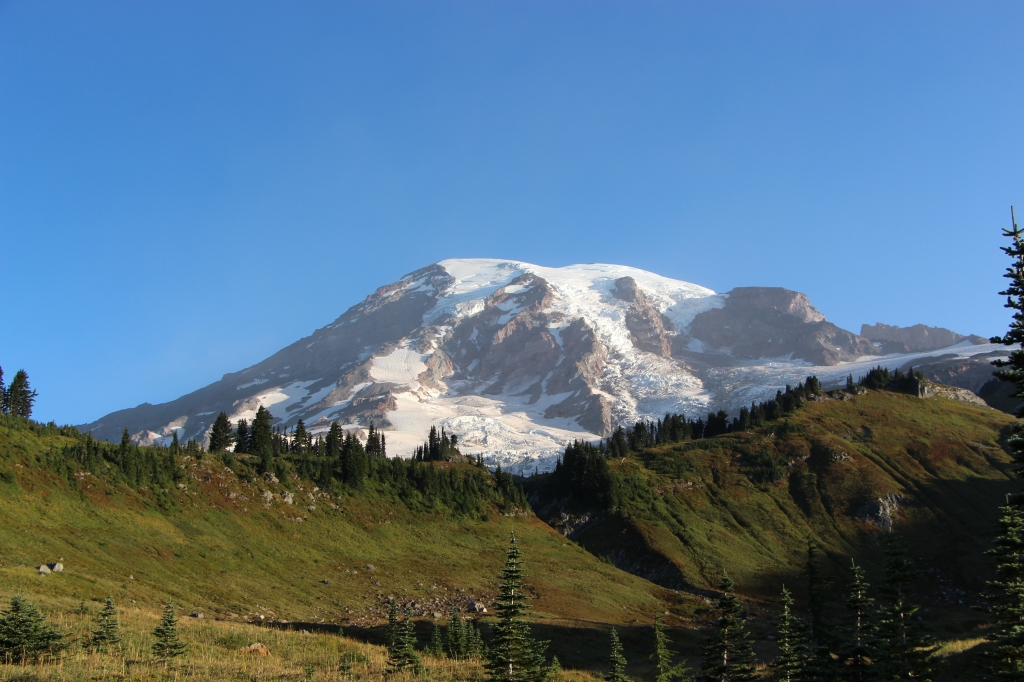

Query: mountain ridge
80,259,1007,471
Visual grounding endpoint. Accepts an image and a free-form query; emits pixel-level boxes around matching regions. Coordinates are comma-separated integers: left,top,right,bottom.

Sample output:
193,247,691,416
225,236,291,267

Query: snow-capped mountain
80,259,1006,471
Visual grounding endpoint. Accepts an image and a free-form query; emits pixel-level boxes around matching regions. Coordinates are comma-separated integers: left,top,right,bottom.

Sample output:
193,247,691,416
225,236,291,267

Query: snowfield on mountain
81,259,1007,472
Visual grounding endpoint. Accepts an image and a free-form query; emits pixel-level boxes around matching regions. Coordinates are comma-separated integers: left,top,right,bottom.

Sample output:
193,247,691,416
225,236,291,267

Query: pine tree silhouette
699,573,755,682
773,586,809,682
606,628,631,681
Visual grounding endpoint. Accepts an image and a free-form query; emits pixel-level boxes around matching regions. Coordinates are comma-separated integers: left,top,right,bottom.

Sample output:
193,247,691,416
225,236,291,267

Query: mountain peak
80,260,1005,472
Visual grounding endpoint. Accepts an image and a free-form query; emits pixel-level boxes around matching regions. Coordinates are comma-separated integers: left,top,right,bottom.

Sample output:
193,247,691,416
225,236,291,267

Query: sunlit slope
547,392,1017,599
0,422,663,629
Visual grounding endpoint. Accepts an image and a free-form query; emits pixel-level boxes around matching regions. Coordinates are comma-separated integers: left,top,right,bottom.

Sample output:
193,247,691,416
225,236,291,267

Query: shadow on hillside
266,619,704,674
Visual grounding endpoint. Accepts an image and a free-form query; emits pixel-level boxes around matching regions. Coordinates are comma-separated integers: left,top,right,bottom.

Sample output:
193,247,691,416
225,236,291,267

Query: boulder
468,601,487,613
37,565,51,575
47,562,63,573
364,564,376,572
191,612,204,619
264,472,279,484
282,492,294,505
239,642,270,656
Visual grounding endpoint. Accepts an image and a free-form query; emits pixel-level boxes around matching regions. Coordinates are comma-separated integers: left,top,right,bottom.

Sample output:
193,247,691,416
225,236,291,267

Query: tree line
0,366,37,418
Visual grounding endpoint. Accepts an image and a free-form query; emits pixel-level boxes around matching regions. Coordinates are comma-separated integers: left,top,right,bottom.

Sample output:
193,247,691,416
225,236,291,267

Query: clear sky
2,1,1022,425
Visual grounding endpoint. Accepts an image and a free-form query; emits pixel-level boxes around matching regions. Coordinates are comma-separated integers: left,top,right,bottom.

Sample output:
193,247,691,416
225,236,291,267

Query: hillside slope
0,418,664,633
530,391,1017,617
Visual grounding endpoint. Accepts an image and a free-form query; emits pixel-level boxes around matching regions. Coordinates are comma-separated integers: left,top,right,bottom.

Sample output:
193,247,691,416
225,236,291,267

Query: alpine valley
82,259,1008,469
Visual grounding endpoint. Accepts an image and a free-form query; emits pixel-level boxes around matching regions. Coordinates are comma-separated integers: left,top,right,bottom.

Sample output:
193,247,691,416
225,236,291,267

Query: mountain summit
81,259,1001,470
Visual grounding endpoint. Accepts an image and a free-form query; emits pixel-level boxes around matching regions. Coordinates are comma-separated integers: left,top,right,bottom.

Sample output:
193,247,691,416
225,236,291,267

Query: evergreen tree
0,595,67,663
607,628,632,681
208,412,234,452
249,406,274,471
386,600,400,649
386,607,422,674
5,370,36,418
985,498,1024,678
151,602,187,660
0,365,5,414
992,207,1024,419
468,621,487,659
446,607,467,659
486,533,550,681
699,573,755,682
874,533,933,680
429,620,444,657
235,419,249,453
799,536,839,682
839,561,875,682
293,418,309,454
169,431,180,454
90,595,122,652
652,612,690,682
773,586,809,682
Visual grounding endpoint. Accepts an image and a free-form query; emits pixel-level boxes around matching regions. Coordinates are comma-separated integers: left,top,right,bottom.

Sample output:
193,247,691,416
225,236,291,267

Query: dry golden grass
931,635,987,659
0,600,604,681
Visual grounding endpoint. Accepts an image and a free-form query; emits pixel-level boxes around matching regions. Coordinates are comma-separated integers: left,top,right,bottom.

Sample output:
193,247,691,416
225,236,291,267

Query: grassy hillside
0,391,1019,679
531,391,1017,624
0,417,681,679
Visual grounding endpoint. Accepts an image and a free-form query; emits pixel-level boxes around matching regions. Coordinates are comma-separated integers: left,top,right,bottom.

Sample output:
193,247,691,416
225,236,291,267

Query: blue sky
2,1,1022,425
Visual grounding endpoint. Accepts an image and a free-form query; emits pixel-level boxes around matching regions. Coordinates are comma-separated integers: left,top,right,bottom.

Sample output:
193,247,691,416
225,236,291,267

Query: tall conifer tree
773,586,809,682
5,370,36,418
235,419,249,453
993,207,1024,423
0,365,5,414
386,607,421,674
699,573,755,682
652,612,690,682
985,498,1024,678
208,412,234,452
249,406,274,471
486,533,550,681
839,561,875,682
874,533,932,680
446,607,466,659
293,418,309,454
607,628,632,682
386,600,400,649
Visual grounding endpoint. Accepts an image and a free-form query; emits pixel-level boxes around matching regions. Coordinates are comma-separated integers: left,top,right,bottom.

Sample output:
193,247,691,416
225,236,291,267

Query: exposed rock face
79,260,1006,472
613,276,674,357
861,322,987,353
920,383,989,408
857,493,903,531
687,287,880,365
900,353,1003,394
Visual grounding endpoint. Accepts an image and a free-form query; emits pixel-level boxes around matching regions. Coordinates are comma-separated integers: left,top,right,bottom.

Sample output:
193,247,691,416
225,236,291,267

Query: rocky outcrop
900,353,1002,394
920,382,990,408
613,276,674,357
687,287,880,365
861,322,987,353
857,493,903,531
